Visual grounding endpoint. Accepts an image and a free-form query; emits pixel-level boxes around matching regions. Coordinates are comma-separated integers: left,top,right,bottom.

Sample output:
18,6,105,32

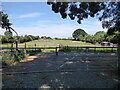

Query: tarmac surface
2,52,119,88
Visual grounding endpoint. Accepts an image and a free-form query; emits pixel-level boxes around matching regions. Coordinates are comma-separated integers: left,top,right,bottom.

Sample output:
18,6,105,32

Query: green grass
2,39,101,48
2,39,116,52
59,46,117,53
25,39,101,47
2,49,41,66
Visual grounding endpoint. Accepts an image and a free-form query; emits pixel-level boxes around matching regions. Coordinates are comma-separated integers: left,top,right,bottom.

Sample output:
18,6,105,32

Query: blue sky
0,2,107,38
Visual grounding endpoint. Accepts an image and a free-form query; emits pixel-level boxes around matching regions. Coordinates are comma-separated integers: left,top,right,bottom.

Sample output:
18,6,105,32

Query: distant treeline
1,33,71,44
1,35,39,43
75,34,118,44
72,29,118,44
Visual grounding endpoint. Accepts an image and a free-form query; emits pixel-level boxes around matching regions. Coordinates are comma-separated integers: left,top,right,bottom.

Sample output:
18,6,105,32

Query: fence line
1,46,118,49
1,46,118,55
1,46,118,74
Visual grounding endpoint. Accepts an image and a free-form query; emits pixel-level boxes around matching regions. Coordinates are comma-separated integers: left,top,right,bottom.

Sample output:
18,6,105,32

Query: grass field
2,39,102,52
2,39,117,52
2,39,101,48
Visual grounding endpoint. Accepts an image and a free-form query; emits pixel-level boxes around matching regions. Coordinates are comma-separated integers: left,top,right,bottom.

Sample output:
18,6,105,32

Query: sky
0,2,107,38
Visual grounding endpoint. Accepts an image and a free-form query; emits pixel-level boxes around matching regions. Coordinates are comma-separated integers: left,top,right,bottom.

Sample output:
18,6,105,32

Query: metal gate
1,47,118,74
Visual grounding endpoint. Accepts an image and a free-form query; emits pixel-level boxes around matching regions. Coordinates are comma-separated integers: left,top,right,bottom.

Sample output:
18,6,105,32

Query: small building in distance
101,42,110,46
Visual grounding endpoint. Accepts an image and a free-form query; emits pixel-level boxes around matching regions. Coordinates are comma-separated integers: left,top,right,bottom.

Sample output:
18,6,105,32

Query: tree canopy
4,30,13,37
47,1,120,40
0,11,18,36
47,1,106,24
93,31,106,42
94,31,105,36
72,28,88,40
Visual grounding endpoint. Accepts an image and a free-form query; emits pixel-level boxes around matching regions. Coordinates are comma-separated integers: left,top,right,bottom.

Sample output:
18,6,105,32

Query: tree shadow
2,52,119,88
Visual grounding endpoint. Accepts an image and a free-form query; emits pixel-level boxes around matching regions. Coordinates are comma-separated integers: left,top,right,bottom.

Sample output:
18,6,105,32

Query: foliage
72,29,118,44
2,49,41,66
72,28,88,40
47,2,106,24
4,30,12,37
47,1,120,43
94,31,105,36
1,35,40,44
47,2,119,26
72,30,107,43
85,35,94,43
0,11,12,30
93,31,106,42
59,46,117,53
107,27,120,44
0,11,18,36
78,35,85,41
41,36,52,39
68,37,74,40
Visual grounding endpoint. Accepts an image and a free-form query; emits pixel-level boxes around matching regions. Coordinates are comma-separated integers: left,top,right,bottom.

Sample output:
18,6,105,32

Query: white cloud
12,23,76,38
0,28,5,35
0,19,107,38
17,12,43,18
80,20,107,35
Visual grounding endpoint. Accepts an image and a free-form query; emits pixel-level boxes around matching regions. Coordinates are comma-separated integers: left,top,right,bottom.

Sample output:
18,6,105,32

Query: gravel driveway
2,52,119,88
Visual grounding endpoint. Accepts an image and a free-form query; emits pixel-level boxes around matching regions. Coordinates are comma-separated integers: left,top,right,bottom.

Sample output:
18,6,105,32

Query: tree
1,36,8,43
94,31,106,42
68,37,74,40
0,11,19,45
47,1,119,28
78,35,85,41
4,30,15,43
47,2,108,23
47,1,119,41
72,28,88,40
94,31,105,36
0,11,12,30
106,27,120,43
0,11,18,36
4,30,12,37
85,35,94,43
106,35,118,44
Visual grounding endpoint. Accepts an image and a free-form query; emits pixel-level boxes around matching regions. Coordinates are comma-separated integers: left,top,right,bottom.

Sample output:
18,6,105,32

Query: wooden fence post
15,41,18,50
111,47,113,52
25,43,26,49
35,43,36,50
77,47,79,51
23,43,27,58
86,47,89,53
56,47,58,56
94,48,96,52
11,43,13,56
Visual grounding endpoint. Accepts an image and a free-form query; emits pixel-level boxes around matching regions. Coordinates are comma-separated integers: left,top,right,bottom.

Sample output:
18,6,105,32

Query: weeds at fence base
59,46,117,53
2,60,18,66
2,49,41,66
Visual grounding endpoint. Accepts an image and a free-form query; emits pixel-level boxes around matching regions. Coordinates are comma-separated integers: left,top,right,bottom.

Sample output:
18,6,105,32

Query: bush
1,35,40,44
2,49,42,66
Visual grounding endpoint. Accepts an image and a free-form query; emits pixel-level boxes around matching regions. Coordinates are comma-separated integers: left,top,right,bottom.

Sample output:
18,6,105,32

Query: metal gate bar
1,69,117,75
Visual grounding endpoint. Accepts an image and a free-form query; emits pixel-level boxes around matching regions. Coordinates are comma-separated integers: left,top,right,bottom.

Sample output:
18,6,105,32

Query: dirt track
2,52,119,88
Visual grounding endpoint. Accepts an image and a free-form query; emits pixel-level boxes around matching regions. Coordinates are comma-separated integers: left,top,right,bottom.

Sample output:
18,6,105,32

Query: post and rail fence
1,46,118,74
1,46,118,56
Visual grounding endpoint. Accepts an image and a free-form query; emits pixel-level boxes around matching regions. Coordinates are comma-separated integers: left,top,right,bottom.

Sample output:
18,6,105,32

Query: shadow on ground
2,52,119,88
